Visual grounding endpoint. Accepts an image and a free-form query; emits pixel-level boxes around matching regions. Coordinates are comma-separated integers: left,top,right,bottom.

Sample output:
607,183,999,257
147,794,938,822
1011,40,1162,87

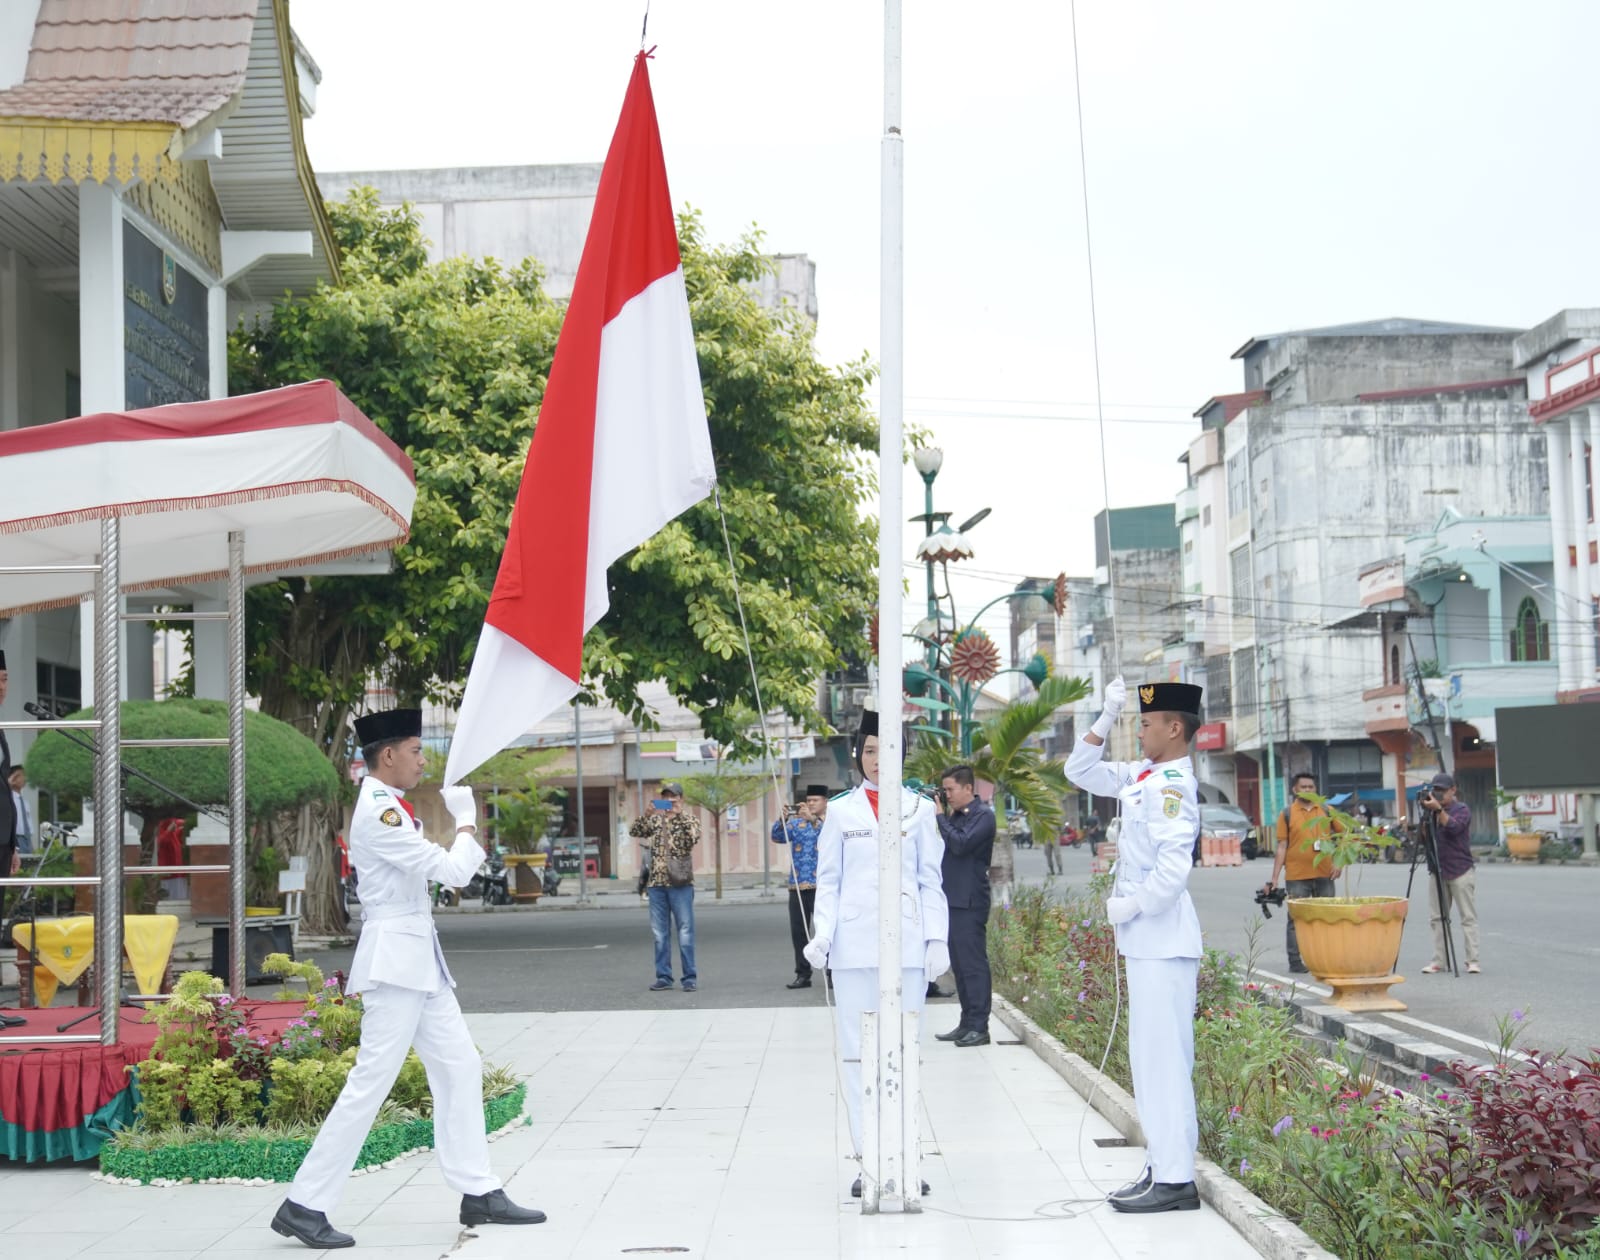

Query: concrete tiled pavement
0,1006,1264,1259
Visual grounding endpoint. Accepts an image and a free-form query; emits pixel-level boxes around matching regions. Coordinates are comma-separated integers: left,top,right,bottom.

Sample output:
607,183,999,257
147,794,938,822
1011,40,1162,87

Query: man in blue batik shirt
772,784,829,989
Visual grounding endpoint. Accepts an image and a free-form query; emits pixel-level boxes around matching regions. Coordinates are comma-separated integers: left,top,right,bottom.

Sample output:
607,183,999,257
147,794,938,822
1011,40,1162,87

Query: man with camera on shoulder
1419,772,1478,975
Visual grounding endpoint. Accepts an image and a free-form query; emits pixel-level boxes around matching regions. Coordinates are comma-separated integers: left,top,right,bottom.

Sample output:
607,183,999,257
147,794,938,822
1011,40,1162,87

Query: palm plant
904,674,1090,842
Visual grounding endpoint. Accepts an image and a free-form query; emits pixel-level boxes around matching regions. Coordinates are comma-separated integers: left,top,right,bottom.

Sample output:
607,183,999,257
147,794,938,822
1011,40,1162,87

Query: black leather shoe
460,1189,547,1226
1289,963,1309,974
1109,1181,1200,1213
270,1200,354,1249
953,1029,990,1048
934,1026,969,1042
1108,1168,1152,1201
926,983,953,999
786,976,813,989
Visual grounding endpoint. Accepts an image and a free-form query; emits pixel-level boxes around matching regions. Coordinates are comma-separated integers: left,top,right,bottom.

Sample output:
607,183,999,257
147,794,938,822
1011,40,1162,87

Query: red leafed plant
1409,1052,1600,1253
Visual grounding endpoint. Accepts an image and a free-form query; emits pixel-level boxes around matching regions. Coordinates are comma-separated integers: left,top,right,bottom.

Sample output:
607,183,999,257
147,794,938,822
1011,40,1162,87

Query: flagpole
866,0,911,1215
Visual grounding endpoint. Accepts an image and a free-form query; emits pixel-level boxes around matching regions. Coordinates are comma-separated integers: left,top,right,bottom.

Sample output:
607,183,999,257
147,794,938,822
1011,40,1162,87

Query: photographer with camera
629,782,701,991
933,765,996,1048
1261,773,1342,974
771,785,829,989
1418,772,1478,975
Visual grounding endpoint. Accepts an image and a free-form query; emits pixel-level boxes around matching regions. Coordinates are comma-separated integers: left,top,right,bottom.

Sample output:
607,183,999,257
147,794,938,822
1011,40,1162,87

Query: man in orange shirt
1261,772,1343,973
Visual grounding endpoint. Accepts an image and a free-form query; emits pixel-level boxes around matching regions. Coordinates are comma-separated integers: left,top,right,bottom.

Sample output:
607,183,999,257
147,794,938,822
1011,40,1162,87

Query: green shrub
263,1051,356,1126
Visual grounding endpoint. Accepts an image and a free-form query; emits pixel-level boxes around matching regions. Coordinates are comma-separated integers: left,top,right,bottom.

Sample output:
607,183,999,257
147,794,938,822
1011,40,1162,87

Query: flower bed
991,883,1600,1258
97,958,527,1186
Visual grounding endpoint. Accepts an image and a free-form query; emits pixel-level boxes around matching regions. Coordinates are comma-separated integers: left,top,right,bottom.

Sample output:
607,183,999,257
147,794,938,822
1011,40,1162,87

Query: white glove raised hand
440,785,477,831
924,940,950,980
802,936,831,971
1091,676,1128,740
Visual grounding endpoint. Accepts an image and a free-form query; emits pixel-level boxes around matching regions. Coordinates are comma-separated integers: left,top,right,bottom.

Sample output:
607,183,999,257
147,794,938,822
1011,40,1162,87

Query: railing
1,520,251,1047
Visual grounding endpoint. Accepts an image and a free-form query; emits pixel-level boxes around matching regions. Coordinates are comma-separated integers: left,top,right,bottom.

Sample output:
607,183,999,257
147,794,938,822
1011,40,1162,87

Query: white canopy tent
0,380,415,1045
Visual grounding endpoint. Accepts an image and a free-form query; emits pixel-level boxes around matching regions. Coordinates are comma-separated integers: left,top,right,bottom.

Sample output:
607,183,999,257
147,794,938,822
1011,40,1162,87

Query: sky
293,0,1600,651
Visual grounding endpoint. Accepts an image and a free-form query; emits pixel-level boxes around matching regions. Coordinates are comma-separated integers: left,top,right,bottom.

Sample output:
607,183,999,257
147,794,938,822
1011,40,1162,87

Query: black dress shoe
926,983,953,999
460,1189,547,1226
953,1029,990,1048
786,976,813,989
934,1026,969,1042
1108,1168,1152,1201
1109,1181,1200,1214
1289,963,1309,974
270,1200,354,1249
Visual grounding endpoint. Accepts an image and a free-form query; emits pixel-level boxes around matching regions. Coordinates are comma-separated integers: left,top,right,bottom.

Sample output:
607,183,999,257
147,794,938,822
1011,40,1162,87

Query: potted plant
1284,797,1406,1012
1493,787,1540,862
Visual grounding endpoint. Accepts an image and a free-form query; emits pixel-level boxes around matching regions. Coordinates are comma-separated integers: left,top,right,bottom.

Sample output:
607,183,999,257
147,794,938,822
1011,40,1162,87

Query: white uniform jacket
345,777,484,995
811,784,948,971
1064,740,1203,960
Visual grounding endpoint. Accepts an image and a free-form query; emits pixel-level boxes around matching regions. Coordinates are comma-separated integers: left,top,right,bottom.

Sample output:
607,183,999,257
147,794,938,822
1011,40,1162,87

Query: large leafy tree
231,191,878,761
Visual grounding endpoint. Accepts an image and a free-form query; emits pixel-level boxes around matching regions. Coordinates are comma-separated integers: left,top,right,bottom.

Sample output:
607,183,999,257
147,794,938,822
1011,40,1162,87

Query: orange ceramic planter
1287,895,1409,1012
1506,832,1541,862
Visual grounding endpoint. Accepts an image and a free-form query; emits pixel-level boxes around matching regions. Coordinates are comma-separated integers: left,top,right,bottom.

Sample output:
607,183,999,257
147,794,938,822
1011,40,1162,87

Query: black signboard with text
123,221,209,409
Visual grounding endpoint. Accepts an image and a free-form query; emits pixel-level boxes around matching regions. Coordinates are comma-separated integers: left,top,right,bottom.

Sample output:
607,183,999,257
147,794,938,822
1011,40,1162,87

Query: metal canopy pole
864,0,912,1214
227,530,247,997
94,516,123,1045
574,699,588,904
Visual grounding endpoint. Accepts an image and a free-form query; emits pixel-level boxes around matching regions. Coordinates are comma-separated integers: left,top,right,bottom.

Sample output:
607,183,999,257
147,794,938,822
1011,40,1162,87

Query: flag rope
710,483,860,1188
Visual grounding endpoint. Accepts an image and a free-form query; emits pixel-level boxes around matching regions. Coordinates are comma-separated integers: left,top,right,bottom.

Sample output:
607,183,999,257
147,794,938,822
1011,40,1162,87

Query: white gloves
1090,675,1127,740
802,936,831,970
441,785,477,832
1106,895,1138,926
924,940,950,980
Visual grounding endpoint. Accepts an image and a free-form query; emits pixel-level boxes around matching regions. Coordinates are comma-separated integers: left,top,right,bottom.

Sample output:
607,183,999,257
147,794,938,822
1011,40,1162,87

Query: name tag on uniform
844,828,874,840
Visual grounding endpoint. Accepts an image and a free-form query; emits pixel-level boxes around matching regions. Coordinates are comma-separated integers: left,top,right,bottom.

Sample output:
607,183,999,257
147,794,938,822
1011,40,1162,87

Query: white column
207,284,227,399
1589,406,1600,682
1547,420,1574,690
1570,418,1598,683
77,182,124,413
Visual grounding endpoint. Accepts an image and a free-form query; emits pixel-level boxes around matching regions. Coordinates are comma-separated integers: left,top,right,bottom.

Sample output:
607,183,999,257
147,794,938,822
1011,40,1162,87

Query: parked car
1196,803,1258,864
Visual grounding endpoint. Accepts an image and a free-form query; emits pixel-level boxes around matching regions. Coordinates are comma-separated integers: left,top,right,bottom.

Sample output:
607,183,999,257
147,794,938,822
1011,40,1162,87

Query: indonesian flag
444,53,715,786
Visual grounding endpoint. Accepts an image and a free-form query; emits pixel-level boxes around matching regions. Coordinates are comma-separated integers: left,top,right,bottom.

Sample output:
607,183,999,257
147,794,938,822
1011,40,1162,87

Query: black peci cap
0,649,6,669
1136,682,1203,718
805,784,830,798
353,708,422,746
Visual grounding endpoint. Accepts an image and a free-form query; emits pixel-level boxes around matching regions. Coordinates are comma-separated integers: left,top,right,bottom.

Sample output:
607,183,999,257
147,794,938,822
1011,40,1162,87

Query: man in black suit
0,651,18,928
934,765,995,1048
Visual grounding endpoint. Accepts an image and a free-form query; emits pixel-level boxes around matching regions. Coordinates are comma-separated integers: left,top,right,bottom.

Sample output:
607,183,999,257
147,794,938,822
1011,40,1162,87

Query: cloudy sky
294,0,1600,647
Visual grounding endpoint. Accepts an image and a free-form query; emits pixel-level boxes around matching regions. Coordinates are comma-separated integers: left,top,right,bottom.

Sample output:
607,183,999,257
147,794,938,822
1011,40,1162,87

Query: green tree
905,675,1091,844
678,771,770,900
26,699,339,912
229,192,878,926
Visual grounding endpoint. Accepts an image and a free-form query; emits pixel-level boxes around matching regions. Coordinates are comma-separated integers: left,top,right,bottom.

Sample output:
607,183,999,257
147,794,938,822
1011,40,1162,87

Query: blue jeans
648,885,696,983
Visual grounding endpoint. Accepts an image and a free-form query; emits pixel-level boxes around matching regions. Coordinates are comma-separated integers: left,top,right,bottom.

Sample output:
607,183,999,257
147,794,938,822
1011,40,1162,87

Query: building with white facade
1181,319,1548,827
0,2,348,836
1512,309,1600,702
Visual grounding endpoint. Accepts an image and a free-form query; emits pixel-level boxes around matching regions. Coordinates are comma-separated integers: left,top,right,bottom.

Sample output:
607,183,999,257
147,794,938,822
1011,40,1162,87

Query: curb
991,994,1338,1260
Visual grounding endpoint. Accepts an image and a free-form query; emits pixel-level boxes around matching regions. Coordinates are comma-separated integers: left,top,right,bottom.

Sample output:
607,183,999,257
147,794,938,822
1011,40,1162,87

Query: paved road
1012,841,1600,1058
319,892,968,1026
318,847,1597,1058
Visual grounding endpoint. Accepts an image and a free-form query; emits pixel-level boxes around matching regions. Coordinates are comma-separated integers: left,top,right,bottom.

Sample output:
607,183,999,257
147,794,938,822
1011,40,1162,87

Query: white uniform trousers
1125,956,1200,1184
290,982,500,1214
830,967,926,1157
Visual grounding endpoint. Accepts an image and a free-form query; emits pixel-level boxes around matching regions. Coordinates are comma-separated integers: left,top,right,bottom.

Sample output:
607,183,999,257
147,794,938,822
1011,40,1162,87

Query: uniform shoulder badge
370,786,390,799
830,789,851,802
1159,786,1183,819
379,807,404,828
1163,769,1184,781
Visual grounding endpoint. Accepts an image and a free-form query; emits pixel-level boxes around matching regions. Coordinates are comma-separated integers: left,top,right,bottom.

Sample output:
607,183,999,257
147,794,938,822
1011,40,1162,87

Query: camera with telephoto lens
1254,886,1288,919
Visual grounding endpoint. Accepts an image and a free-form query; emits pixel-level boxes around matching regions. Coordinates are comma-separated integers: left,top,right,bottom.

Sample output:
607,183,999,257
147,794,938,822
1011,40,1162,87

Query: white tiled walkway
0,1007,1264,1260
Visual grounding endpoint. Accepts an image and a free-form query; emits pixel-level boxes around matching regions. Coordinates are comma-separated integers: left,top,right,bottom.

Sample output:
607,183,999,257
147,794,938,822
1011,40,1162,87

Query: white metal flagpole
865,0,912,1214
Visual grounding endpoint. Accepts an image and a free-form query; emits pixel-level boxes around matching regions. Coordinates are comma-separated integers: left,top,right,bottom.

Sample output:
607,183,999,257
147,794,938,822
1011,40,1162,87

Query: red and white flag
445,53,715,785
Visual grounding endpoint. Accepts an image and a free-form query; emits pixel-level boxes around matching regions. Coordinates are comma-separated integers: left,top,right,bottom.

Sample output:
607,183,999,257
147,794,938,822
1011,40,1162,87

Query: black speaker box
209,920,294,984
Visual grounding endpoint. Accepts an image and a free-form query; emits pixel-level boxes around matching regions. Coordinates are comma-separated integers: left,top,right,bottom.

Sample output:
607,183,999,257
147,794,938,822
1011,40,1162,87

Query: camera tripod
1402,800,1457,977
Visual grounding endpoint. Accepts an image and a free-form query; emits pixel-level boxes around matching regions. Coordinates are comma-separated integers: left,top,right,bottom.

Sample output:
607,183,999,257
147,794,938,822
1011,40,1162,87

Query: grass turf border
97,1081,527,1186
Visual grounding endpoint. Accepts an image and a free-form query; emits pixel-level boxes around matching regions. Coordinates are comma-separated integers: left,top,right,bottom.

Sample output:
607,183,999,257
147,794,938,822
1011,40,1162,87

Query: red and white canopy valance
0,380,415,617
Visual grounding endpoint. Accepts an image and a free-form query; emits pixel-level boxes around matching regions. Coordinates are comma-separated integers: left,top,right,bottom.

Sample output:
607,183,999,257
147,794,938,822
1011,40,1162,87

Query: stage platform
0,1000,304,1164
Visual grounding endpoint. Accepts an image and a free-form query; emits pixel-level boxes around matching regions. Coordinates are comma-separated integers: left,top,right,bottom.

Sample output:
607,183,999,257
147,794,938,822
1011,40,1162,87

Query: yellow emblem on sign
379,808,404,828
1139,685,1156,705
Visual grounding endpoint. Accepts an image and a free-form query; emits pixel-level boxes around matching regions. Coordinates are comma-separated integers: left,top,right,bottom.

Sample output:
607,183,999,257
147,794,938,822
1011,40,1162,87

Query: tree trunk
713,814,723,900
